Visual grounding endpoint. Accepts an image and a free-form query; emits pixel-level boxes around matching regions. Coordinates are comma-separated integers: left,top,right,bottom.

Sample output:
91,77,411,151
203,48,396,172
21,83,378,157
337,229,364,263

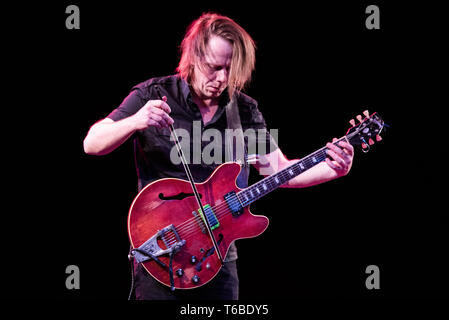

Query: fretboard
237,137,346,207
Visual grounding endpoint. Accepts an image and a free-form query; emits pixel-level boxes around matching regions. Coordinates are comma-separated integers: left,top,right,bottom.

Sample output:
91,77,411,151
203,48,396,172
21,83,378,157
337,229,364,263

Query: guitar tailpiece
131,224,186,264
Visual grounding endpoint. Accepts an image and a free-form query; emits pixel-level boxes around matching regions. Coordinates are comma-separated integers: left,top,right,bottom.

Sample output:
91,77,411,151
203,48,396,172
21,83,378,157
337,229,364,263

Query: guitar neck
236,136,348,207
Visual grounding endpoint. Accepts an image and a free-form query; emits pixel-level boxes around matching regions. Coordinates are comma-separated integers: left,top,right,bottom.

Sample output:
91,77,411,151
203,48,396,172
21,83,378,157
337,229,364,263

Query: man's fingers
155,100,171,114
327,140,353,159
325,138,354,176
325,158,338,170
144,99,171,113
151,113,173,128
327,149,346,168
338,141,354,156
150,106,174,125
147,117,161,128
326,142,346,159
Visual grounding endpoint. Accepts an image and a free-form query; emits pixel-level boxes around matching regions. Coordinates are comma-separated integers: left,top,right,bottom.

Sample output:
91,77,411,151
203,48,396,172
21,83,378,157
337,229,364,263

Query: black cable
169,251,175,291
127,246,135,300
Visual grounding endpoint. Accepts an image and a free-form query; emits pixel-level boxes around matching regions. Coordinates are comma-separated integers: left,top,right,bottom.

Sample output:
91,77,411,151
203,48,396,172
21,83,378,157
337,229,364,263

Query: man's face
191,35,233,101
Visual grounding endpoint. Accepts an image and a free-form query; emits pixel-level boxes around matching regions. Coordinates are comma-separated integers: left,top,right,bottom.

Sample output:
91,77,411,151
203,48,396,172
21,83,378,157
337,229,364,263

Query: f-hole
159,192,203,201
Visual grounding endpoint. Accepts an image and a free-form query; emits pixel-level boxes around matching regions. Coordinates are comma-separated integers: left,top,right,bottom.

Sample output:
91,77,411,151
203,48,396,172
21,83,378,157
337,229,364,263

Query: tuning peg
376,134,382,142
356,115,363,123
363,110,370,117
361,142,368,149
368,138,375,145
349,119,356,126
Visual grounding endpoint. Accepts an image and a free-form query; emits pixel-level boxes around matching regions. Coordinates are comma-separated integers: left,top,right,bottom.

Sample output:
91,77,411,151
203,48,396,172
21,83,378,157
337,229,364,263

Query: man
83,13,353,300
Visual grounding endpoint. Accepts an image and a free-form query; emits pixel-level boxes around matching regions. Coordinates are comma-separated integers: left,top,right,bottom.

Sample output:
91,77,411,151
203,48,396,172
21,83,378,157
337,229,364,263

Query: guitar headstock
346,110,385,152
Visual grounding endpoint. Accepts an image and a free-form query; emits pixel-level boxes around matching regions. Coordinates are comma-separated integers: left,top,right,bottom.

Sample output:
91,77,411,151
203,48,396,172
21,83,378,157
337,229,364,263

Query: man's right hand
84,97,174,155
132,98,174,130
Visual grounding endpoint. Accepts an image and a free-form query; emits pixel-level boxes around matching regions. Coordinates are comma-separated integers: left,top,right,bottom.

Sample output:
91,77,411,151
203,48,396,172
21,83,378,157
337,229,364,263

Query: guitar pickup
224,191,243,217
196,204,220,231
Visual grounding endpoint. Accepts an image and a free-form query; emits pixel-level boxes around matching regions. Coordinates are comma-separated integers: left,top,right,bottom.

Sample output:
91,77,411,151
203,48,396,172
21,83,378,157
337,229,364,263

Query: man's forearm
83,117,137,156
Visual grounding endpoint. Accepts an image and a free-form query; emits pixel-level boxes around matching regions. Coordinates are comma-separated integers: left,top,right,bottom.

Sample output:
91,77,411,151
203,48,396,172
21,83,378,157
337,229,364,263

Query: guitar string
141,129,369,250
164,174,334,244
161,163,291,239
163,150,328,241
164,162,314,244
165,188,270,245
164,206,233,245
161,147,333,243
161,189,264,243
160,137,350,243
146,131,367,247
163,136,338,235
162,164,312,244
168,174,281,242
161,195,244,242
161,146,329,237
165,142,352,244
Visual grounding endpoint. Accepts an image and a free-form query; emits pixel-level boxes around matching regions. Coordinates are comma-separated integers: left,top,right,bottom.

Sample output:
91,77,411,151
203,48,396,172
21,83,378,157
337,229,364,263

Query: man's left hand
325,138,354,177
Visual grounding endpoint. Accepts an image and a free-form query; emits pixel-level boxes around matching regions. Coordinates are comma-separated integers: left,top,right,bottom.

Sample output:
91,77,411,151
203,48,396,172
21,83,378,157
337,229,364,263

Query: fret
236,137,345,207
236,192,246,206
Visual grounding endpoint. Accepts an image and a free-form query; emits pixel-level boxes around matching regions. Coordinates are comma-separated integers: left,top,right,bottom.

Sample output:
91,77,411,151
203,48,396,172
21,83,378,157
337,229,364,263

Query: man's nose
216,68,228,83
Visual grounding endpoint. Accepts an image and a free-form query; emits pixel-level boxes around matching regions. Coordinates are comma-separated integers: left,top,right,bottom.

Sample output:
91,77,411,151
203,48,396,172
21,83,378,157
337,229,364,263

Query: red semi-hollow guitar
128,111,385,289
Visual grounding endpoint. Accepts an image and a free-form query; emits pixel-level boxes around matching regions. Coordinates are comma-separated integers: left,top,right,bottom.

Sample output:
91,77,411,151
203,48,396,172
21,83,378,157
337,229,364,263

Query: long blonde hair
177,13,256,98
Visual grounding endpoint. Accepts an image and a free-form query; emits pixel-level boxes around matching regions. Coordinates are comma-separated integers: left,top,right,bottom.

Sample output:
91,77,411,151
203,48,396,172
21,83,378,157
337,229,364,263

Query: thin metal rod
156,86,224,264
168,124,224,264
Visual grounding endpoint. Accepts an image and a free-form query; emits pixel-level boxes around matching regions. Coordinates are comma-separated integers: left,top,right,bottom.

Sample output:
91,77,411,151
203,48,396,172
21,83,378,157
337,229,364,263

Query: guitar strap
225,95,249,188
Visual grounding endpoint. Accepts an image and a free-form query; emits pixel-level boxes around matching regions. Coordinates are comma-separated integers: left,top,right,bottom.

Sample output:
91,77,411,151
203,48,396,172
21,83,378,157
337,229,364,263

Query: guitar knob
190,256,197,264
192,275,200,284
176,269,184,277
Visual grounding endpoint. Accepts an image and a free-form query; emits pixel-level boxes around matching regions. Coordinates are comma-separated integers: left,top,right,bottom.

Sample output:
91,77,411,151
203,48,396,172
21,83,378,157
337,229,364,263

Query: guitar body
128,162,269,289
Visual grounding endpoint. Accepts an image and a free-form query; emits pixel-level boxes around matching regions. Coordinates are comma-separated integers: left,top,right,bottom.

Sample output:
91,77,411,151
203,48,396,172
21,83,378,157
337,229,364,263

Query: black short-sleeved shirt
108,75,275,261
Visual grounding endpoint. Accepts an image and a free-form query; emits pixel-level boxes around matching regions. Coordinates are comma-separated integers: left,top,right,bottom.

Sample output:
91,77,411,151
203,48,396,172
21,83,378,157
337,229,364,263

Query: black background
3,0,447,306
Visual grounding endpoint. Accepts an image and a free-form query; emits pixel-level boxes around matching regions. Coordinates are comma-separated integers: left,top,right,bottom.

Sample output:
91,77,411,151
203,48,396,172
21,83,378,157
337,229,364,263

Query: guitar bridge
131,224,186,264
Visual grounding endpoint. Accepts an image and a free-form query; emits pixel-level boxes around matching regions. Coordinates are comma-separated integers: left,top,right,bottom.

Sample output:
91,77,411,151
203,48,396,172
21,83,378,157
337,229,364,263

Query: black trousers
133,260,239,300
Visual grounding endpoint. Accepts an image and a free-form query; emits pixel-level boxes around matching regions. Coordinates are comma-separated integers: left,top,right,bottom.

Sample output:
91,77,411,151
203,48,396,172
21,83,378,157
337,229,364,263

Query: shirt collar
180,77,191,102
179,76,230,110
